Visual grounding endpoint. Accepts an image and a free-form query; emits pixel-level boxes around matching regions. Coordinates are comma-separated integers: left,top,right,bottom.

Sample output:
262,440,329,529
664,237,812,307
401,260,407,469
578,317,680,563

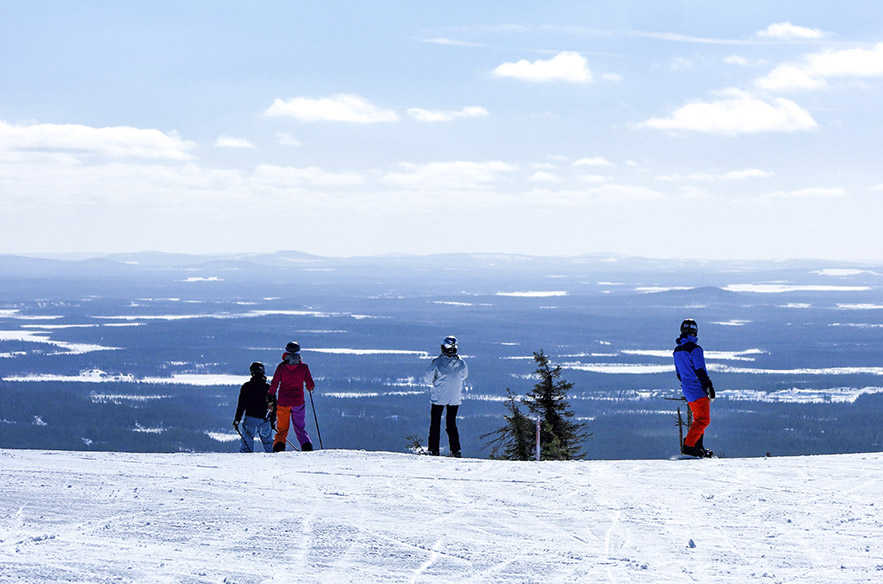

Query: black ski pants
429,404,460,455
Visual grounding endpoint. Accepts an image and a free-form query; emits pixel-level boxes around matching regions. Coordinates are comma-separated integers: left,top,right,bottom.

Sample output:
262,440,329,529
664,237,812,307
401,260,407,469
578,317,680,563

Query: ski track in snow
1,450,882,583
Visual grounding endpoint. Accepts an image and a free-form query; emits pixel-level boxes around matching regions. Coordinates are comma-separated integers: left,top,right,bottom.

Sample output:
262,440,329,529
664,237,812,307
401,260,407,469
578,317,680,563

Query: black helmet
249,361,265,376
680,319,698,337
285,341,300,354
441,335,458,355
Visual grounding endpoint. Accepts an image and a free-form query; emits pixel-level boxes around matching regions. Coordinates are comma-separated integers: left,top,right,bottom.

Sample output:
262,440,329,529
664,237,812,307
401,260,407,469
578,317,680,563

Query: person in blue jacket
673,319,715,457
423,335,469,457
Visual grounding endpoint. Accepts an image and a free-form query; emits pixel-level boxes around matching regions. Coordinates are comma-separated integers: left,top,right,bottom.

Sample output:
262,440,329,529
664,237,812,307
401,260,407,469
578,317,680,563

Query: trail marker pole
535,416,541,461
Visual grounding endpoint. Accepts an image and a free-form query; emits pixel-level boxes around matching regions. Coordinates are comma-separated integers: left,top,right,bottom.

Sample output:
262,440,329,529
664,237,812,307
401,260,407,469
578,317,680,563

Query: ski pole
233,423,252,453
309,390,324,449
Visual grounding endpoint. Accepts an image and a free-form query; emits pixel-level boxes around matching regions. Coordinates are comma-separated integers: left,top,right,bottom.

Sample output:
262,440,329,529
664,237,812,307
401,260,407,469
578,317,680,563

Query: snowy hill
2,449,881,583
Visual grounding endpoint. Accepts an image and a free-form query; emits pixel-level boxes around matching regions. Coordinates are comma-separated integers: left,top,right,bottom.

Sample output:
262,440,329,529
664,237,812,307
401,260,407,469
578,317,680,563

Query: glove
707,386,716,401
232,420,239,431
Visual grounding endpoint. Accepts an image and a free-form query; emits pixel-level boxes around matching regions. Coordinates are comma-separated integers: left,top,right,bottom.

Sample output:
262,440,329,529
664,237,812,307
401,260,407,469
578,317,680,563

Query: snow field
1,449,882,583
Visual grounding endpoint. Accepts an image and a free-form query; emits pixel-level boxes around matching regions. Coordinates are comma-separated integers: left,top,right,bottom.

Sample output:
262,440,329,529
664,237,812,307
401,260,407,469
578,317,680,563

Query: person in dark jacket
233,362,276,453
269,341,316,452
673,319,715,457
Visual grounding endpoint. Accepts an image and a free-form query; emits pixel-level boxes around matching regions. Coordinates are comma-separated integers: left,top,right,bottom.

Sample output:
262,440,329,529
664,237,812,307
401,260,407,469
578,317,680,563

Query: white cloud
638,92,817,135
656,168,774,182
806,43,883,78
276,132,302,147
573,157,613,167
0,120,195,160
724,56,750,66
253,164,366,187
757,22,825,40
420,37,483,48
264,94,399,123
585,184,665,201
872,184,883,192
492,51,592,83
755,64,828,91
601,73,623,83
381,161,517,190
213,136,255,149
755,43,883,92
528,171,562,183
723,168,774,180
670,57,693,71
765,187,847,199
407,106,489,123
577,174,609,184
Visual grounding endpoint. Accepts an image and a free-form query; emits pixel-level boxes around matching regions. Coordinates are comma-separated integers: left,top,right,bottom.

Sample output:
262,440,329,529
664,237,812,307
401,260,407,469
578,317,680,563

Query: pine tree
522,349,588,460
481,389,535,460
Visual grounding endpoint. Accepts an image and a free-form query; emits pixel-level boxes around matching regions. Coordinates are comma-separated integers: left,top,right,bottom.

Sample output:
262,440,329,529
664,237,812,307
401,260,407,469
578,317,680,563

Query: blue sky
2,2,883,260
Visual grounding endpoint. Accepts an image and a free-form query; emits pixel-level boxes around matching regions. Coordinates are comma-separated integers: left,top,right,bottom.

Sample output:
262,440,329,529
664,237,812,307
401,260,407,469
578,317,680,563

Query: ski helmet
249,361,265,377
441,335,458,355
285,341,300,354
680,319,698,337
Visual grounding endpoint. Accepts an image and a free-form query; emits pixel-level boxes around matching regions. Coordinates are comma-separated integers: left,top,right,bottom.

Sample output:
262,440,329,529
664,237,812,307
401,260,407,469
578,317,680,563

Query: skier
423,335,468,457
269,342,316,452
233,362,276,453
673,319,716,457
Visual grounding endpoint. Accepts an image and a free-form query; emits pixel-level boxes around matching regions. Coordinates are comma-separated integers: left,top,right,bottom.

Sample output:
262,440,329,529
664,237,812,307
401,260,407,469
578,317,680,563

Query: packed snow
1,449,881,583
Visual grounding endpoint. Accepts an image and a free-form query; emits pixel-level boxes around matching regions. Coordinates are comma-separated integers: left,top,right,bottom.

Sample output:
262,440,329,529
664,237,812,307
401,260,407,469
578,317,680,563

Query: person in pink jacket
269,341,316,452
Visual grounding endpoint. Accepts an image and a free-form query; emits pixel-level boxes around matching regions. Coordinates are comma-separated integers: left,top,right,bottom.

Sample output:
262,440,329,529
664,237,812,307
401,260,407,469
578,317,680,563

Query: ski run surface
2,449,882,583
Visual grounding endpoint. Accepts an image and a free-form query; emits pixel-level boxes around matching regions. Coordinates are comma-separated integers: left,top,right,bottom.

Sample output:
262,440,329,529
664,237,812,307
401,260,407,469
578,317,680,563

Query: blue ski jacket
673,335,714,403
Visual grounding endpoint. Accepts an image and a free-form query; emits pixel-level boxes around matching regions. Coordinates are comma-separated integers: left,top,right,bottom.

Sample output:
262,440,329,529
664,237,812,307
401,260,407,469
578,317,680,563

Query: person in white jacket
423,335,468,457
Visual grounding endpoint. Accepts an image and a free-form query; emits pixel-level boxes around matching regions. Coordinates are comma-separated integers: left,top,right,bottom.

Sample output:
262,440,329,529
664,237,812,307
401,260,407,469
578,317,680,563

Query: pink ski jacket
269,354,316,407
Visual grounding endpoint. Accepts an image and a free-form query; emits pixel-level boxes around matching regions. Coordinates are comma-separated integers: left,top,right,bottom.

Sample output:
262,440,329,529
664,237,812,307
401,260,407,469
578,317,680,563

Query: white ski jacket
423,354,468,406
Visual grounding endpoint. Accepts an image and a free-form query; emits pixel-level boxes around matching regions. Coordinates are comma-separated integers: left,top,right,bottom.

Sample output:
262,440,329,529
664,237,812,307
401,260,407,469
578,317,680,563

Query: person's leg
239,417,256,453
290,404,313,450
258,418,274,453
428,404,444,455
274,406,292,451
445,405,461,456
684,397,710,449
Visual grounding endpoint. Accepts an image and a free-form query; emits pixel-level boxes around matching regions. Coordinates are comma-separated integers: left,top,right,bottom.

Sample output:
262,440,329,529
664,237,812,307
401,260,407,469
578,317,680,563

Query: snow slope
1,449,881,583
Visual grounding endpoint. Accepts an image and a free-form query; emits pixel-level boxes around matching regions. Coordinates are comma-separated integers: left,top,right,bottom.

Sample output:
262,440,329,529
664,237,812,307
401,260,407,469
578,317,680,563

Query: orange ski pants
273,404,311,449
684,396,710,447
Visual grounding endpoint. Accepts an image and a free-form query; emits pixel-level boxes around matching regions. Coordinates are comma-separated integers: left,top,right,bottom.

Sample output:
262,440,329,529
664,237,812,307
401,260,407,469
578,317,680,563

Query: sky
2,1,883,260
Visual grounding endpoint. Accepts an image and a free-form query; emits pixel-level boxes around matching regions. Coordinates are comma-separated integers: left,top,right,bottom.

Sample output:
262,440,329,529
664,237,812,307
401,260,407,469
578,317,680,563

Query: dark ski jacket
235,376,272,421
673,335,714,403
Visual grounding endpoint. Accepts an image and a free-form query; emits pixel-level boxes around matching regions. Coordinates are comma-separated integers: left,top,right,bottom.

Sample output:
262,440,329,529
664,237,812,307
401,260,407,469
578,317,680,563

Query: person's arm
692,346,715,398
268,365,281,398
234,385,247,426
304,364,315,392
423,359,438,384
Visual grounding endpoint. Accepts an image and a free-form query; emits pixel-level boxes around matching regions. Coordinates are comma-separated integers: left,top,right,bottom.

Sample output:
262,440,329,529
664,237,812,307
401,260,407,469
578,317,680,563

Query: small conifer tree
522,349,588,460
481,389,535,460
